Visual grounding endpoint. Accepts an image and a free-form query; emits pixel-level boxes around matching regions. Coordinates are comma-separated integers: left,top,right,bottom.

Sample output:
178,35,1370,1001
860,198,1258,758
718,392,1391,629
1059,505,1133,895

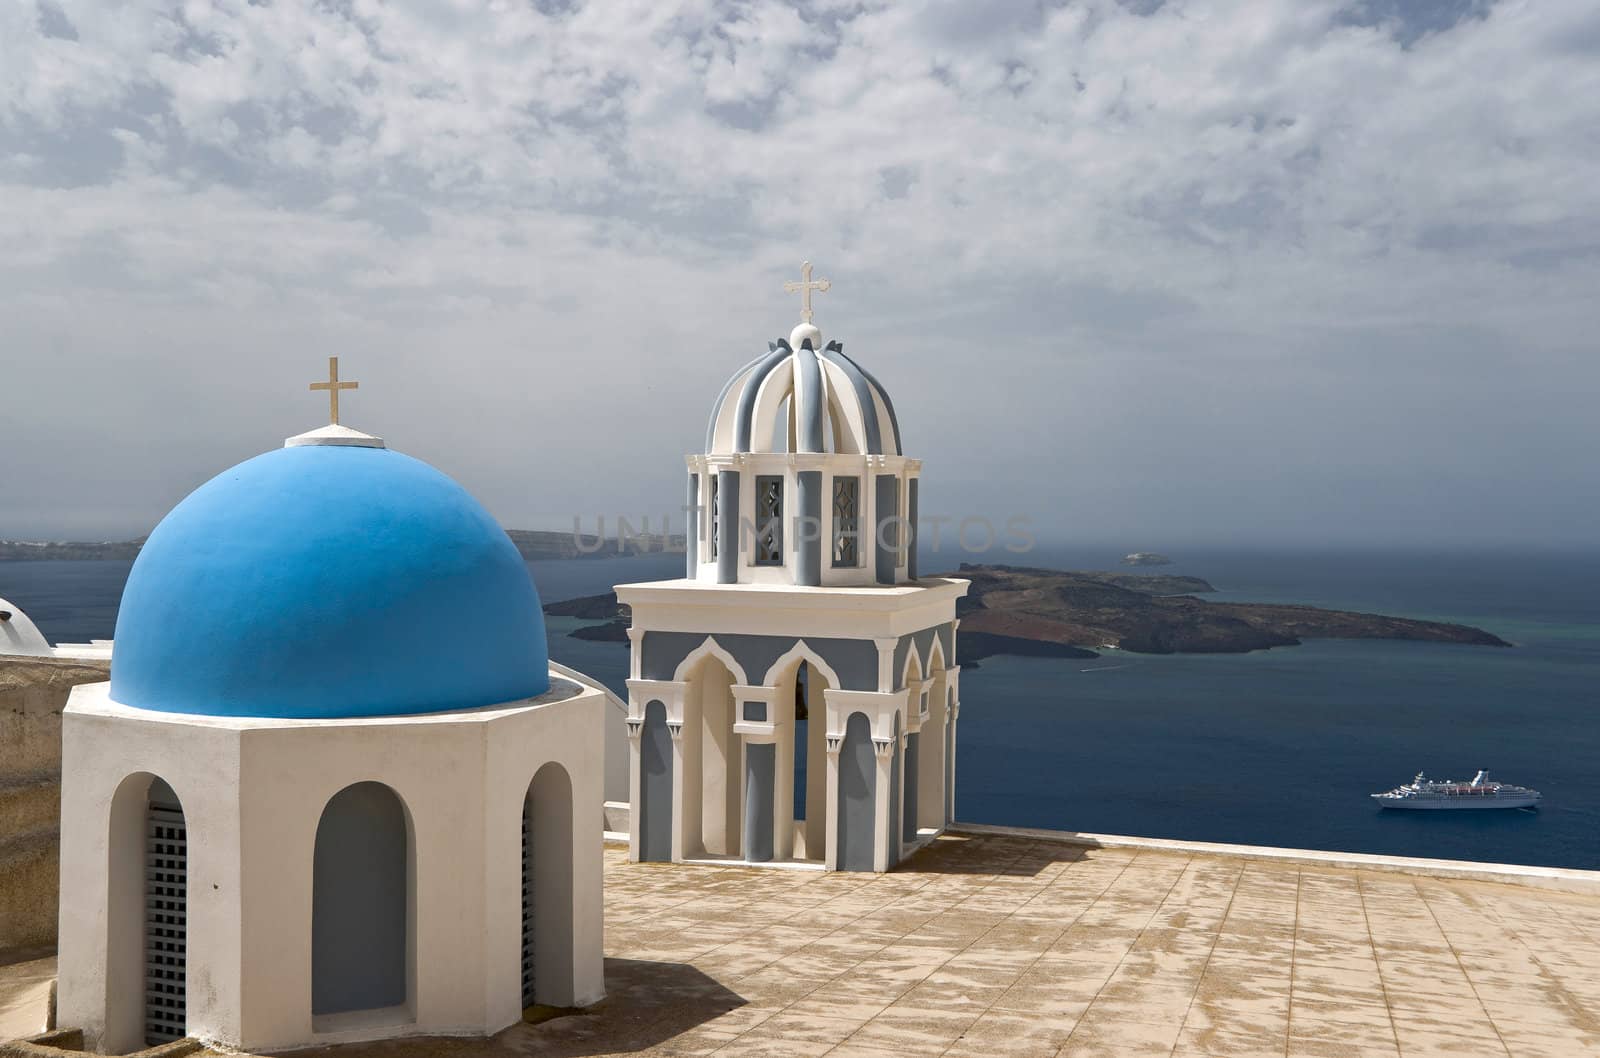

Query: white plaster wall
57,705,245,1054
56,672,607,1054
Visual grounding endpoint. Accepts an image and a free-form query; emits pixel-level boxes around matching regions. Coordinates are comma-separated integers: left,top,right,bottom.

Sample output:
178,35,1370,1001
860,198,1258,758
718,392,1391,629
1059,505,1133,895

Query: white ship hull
1372,793,1540,810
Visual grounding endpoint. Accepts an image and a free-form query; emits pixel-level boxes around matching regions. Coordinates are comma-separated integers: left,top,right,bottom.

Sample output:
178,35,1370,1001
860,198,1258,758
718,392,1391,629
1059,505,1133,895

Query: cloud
1,0,1597,545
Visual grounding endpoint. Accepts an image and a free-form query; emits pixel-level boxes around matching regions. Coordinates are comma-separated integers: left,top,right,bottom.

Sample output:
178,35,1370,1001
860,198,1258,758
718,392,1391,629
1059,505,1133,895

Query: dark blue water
4,547,1596,870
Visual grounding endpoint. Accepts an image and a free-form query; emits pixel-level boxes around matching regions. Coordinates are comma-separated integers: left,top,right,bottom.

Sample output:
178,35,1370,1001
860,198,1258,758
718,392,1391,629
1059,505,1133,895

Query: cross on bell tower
783,261,831,324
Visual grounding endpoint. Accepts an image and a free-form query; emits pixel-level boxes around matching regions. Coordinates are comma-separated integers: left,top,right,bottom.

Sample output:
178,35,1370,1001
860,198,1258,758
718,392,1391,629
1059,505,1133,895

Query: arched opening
106,774,188,1049
775,659,830,861
639,700,673,862
523,763,575,1009
837,712,876,872
684,654,740,857
313,782,411,1020
105,773,189,1051
919,645,948,833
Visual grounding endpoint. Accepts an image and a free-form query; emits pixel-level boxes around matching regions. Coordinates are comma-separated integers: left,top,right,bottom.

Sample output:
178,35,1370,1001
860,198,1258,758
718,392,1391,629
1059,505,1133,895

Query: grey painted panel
875,474,898,585
639,701,672,862
313,782,407,1015
837,712,876,872
817,343,883,455
742,701,765,722
706,351,769,453
734,345,791,452
796,470,822,587
903,732,919,844
907,478,919,581
794,346,824,452
743,742,775,863
641,631,878,691
716,470,740,584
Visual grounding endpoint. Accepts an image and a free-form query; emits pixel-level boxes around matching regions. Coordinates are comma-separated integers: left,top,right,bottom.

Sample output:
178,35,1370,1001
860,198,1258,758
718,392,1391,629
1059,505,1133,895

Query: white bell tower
617,265,969,872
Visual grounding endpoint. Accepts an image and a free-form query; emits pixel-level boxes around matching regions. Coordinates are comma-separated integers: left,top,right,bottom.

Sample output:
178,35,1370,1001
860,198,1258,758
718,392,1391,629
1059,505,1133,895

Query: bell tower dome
692,266,919,587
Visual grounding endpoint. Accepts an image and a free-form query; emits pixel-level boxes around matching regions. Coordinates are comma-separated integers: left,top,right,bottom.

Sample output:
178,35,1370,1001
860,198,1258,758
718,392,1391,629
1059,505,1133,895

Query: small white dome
789,322,823,349
0,597,53,657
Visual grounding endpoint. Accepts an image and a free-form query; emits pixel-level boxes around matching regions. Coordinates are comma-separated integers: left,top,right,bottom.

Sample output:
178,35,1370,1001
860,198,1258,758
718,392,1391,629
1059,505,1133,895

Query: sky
2,0,1597,548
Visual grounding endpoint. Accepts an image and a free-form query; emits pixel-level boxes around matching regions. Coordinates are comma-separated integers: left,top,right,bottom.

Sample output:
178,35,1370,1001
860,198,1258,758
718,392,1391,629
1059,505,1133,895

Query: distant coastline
0,529,686,563
544,562,1511,662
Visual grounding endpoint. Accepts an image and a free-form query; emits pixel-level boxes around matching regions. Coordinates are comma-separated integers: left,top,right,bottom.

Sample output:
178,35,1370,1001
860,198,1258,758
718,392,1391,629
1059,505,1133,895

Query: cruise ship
1371,770,1541,810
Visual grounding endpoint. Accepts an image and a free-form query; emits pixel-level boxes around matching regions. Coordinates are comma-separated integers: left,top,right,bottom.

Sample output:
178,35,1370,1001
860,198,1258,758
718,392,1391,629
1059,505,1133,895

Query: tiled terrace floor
8,832,1600,1057
340,833,1600,1058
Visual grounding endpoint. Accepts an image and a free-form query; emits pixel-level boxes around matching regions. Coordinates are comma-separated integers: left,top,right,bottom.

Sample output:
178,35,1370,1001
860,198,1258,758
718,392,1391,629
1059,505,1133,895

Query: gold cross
783,261,831,324
309,356,358,425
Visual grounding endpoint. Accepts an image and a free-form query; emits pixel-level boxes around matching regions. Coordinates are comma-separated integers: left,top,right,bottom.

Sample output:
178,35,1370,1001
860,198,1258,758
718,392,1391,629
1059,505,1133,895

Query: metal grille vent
832,476,859,566
145,799,187,1045
521,801,535,1007
708,476,719,559
754,475,783,565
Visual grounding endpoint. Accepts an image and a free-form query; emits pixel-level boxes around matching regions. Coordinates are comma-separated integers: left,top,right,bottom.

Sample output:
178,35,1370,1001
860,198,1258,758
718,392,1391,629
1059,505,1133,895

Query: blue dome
111,444,549,719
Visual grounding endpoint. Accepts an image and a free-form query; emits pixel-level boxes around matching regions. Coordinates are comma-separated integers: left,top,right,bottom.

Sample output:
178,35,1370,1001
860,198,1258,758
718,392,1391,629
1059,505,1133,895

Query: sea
4,545,1597,871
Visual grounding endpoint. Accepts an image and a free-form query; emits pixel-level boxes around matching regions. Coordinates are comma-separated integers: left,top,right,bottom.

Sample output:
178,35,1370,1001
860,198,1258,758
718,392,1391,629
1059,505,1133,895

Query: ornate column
944,700,960,825
823,732,842,871
626,627,644,681
624,711,644,861
716,467,740,584
667,720,687,862
902,679,926,848
732,684,781,863
872,735,895,872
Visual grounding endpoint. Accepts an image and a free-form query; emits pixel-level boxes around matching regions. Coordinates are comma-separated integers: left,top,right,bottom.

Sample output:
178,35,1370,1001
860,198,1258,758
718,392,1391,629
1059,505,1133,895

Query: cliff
949,564,1511,656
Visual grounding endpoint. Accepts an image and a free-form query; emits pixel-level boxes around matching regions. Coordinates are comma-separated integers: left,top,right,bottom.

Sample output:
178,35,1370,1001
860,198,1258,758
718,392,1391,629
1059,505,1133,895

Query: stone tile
945,1008,1079,1055
1389,1021,1509,1057
735,1012,864,1046
1174,1021,1290,1058
1059,1012,1186,1056
839,1004,980,1054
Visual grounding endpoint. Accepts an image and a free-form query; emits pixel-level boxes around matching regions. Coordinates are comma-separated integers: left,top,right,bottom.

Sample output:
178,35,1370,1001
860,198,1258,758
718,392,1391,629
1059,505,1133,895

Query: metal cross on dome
310,356,359,425
783,261,831,324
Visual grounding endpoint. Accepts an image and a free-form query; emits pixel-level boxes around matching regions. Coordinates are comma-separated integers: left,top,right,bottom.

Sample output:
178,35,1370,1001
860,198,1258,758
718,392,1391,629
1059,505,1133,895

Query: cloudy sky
2,0,1597,548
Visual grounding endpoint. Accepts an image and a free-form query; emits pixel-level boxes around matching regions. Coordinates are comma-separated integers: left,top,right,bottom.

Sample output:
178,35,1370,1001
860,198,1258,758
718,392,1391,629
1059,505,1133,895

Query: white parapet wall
950,822,1600,896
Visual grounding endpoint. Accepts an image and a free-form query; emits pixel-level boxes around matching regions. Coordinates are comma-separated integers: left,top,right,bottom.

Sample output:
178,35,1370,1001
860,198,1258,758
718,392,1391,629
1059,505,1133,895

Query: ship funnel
1472,769,1487,786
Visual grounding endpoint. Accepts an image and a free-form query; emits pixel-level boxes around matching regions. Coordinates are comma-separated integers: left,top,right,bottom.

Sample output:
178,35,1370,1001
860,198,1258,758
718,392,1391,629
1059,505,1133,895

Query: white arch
925,634,947,680
748,358,795,454
760,638,844,691
671,636,750,686
900,640,923,691
819,360,868,454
